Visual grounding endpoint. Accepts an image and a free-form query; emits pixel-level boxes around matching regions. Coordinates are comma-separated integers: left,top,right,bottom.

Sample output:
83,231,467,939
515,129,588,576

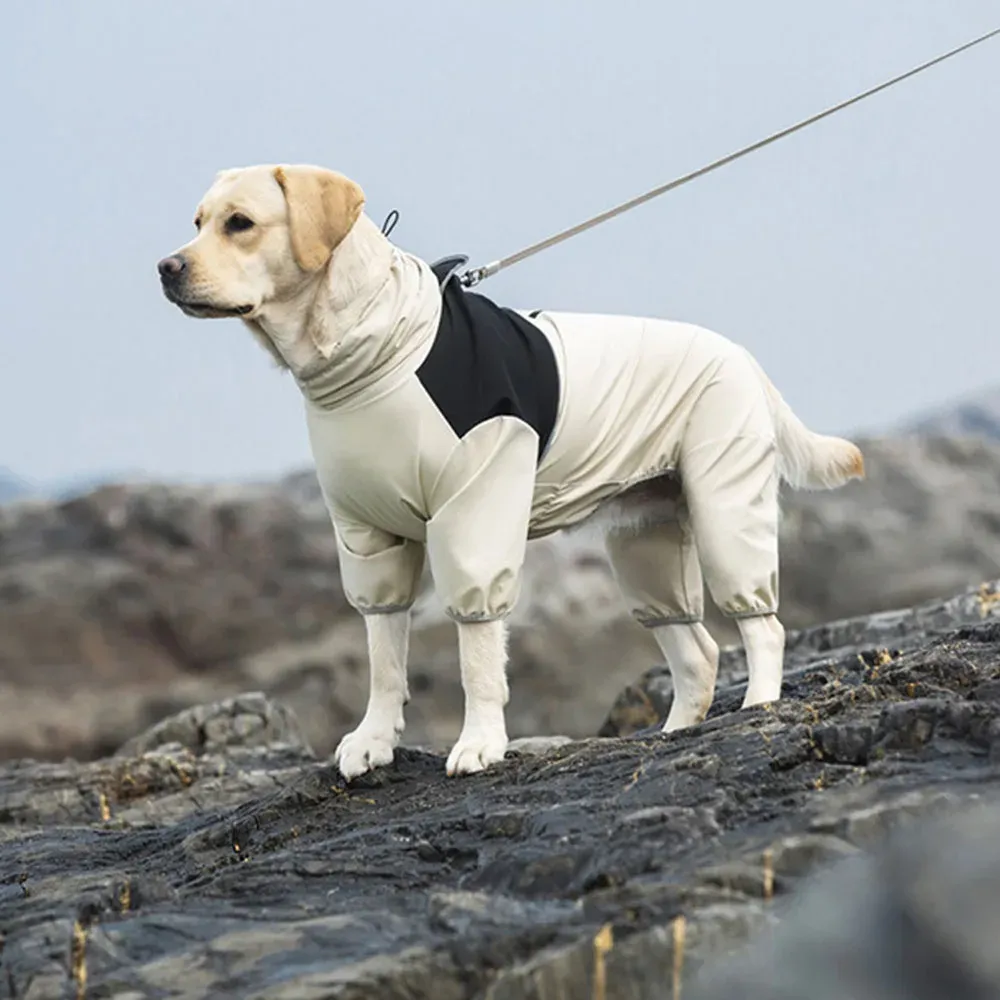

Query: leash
458,26,1000,288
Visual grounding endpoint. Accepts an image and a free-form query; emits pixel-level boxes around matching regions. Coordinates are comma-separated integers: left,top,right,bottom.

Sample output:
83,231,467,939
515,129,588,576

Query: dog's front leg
335,610,410,780
423,417,537,775
446,619,510,776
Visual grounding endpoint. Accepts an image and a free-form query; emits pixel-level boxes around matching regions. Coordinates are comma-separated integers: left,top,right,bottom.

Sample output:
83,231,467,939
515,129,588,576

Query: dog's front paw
446,723,508,777
335,726,397,781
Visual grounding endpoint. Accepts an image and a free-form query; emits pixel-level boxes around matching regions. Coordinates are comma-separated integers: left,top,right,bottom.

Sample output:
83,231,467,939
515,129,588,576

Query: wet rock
0,614,999,996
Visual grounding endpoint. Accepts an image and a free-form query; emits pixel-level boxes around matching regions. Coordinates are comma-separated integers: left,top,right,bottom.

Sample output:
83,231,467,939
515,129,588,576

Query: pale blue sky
2,2,997,484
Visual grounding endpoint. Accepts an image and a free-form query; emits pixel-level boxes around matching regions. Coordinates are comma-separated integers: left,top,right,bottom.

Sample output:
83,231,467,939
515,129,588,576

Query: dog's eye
226,213,255,234
194,216,202,231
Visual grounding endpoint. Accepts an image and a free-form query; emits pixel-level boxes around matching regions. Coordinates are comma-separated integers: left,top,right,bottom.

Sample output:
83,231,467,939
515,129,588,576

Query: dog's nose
157,255,186,280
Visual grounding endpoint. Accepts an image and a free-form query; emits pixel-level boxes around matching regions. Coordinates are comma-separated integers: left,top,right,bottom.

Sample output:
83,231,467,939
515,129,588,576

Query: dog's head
157,165,365,320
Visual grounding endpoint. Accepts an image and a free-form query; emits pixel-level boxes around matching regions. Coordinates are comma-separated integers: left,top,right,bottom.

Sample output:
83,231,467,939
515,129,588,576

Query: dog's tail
745,350,865,490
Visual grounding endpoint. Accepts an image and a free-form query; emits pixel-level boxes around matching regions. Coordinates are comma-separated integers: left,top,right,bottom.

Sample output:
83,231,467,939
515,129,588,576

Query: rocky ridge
1,434,999,764
0,582,998,997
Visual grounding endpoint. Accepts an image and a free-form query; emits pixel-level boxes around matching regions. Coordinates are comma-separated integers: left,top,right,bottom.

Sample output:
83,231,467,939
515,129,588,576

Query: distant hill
4,384,998,510
46,472,145,501
0,469,34,505
901,386,1000,441
0,469,142,506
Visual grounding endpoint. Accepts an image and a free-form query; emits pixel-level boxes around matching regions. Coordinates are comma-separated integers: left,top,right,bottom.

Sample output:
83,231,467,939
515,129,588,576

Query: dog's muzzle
156,255,251,316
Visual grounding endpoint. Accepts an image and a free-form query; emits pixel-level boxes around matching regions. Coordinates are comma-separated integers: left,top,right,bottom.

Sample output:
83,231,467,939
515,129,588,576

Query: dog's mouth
163,289,254,319
180,301,254,319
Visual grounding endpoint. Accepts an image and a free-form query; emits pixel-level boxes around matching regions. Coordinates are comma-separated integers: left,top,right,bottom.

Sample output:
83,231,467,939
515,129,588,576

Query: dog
158,164,864,779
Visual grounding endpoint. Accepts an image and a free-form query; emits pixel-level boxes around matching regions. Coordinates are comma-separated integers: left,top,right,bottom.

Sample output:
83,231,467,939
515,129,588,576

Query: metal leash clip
458,261,501,288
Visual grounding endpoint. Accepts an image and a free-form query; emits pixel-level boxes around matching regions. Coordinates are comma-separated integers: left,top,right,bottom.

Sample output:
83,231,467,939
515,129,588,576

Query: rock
115,691,313,758
506,736,574,757
692,803,1000,1000
1,613,999,996
0,481,353,763
776,435,1000,625
2,435,1000,764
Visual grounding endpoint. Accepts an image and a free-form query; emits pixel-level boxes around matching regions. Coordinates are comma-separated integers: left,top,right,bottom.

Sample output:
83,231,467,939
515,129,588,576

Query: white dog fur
159,164,864,779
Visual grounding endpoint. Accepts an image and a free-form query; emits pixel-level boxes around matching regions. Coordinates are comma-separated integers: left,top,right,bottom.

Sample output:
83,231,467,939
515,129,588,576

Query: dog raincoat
298,216,779,626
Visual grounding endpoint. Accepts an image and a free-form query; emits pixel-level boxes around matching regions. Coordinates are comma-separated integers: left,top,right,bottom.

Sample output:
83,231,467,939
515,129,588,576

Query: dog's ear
273,166,365,272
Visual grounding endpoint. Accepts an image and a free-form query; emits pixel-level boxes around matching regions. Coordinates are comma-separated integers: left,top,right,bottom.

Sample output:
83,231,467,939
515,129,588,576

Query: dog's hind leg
447,619,510,776
678,348,786,709
606,515,719,730
737,614,786,707
652,621,720,730
335,610,411,780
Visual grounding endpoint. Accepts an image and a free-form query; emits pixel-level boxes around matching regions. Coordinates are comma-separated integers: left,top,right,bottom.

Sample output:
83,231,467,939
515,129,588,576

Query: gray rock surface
1,434,999,763
1,593,999,997
692,804,1000,1000
115,691,313,759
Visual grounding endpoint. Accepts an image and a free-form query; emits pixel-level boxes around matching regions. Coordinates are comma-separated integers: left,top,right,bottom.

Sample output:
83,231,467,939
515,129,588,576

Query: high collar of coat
255,214,441,410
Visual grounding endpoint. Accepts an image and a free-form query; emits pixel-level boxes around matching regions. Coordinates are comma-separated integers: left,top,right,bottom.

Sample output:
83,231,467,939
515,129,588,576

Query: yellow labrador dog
159,165,864,779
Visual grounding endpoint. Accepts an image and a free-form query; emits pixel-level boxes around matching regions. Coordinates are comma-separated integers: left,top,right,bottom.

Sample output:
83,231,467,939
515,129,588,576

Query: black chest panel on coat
416,267,559,460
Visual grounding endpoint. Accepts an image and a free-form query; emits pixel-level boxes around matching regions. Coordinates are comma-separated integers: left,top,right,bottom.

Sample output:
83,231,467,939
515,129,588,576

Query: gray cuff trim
446,609,512,624
354,603,414,616
635,613,703,628
723,608,779,621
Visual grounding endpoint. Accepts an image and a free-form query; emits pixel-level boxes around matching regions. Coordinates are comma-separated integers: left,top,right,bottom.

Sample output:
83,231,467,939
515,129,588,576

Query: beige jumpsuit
299,216,779,628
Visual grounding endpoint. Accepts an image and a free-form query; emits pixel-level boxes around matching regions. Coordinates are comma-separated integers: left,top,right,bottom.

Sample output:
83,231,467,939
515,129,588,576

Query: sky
2,2,997,486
